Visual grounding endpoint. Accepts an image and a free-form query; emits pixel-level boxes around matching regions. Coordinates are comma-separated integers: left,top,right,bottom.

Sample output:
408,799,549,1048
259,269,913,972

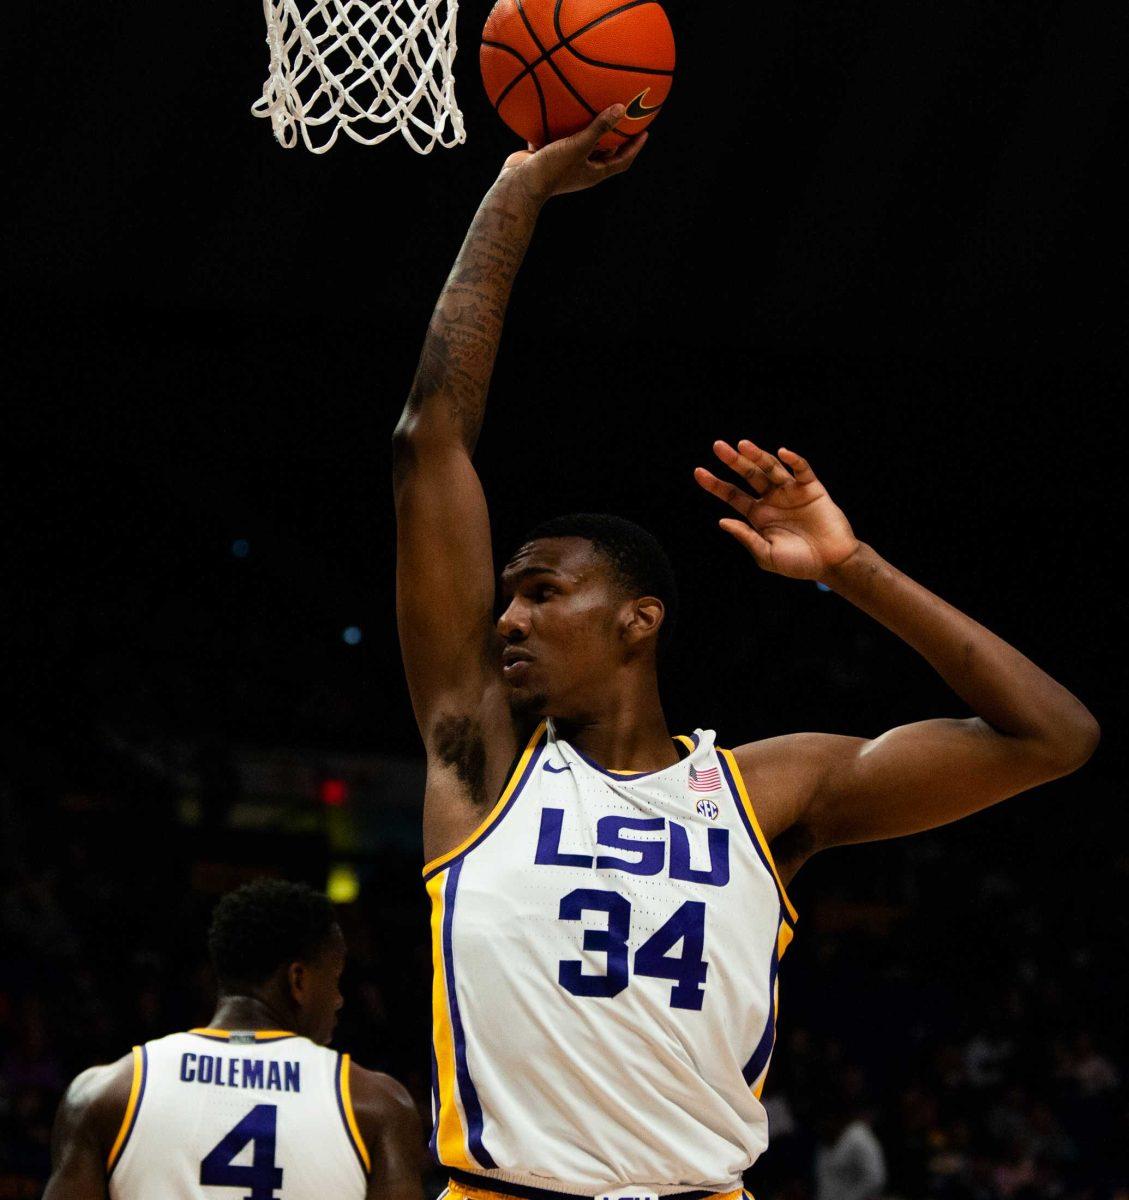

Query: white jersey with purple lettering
107,1029,369,1200
425,718,798,1197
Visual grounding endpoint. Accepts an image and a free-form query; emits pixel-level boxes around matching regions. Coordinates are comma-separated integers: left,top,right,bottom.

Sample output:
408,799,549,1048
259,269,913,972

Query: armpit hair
431,713,489,809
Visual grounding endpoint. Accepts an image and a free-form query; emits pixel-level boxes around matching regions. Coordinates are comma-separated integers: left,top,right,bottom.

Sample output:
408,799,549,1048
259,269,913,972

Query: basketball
481,0,675,151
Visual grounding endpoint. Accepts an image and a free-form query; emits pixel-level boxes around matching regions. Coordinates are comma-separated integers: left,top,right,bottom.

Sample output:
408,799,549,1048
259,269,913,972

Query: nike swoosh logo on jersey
543,761,571,773
625,90,662,120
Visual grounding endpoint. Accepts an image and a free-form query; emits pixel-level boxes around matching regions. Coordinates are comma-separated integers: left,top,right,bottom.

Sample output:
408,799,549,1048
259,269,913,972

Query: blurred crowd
1,742,1124,1200
759,1023,1125,1200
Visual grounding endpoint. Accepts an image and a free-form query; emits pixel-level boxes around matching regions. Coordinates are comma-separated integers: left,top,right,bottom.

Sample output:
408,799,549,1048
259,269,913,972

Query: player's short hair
519,513,679,656
208,879,338,992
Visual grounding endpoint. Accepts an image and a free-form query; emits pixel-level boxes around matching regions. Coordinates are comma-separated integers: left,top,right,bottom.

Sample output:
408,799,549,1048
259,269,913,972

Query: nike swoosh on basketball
543,762,571,773
625,90,662,120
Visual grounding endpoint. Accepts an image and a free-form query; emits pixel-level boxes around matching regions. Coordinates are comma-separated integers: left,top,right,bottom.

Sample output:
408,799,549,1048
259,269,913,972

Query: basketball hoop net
252,0,466,154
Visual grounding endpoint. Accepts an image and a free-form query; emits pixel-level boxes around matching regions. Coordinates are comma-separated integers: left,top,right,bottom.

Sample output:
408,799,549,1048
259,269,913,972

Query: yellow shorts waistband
446,1170,748,1200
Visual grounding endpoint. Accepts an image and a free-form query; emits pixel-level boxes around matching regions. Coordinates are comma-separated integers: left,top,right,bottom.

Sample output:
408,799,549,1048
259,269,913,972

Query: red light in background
319,778,348,806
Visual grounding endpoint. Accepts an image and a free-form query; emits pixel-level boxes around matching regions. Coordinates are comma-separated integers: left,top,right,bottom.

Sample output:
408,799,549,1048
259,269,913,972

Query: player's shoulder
347,1062,422,1157
728,730,864,776
64,1052,136,1110
56,1051,136,1150
725,730,865,845
348,1063,418,1127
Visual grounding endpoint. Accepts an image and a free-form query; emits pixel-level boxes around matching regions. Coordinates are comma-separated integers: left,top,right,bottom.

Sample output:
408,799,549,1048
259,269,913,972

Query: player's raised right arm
392,106,645,855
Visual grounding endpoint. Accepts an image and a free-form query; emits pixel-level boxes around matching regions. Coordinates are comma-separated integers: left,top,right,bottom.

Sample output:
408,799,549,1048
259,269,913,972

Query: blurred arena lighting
231,538,250,558
327,863,360,904
319,778,348,806
342,625,363,644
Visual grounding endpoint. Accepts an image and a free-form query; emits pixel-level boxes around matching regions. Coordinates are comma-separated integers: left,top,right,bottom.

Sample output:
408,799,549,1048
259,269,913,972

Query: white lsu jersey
425,719,798,1196
107,1029,369,1200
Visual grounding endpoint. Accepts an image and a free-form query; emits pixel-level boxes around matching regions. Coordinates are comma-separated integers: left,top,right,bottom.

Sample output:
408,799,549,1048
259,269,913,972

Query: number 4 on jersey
636,900,708,1010
200,1104,283,1200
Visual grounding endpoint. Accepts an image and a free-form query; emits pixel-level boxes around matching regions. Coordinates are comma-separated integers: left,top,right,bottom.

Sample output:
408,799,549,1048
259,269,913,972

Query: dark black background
7,0,1124,776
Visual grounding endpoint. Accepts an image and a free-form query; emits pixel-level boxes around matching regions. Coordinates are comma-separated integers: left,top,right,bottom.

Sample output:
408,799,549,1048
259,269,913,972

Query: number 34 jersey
425,719,799,1196
107,1030,369,1200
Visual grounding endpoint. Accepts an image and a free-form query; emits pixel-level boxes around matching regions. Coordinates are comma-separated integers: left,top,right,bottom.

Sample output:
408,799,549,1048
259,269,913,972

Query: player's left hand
694,441,860,580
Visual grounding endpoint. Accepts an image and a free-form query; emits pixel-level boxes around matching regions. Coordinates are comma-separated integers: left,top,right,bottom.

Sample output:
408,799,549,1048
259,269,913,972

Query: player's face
497,538,638,719
296,925,347,1046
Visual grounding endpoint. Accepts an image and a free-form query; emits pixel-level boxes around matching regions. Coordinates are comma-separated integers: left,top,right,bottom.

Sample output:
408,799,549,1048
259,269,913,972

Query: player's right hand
497,105,647,201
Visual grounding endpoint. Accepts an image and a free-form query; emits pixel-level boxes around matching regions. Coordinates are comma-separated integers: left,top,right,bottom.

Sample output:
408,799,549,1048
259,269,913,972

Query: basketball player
43,879,422,1200
393,104,1099,1200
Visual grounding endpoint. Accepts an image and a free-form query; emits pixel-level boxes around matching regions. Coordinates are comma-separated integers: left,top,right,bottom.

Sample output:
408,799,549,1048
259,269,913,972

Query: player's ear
623,596,664,648
287,960,306,1004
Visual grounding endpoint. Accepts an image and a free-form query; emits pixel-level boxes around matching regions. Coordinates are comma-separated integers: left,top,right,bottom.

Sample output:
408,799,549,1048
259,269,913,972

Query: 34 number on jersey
200,1104,283,1200
558,889,709,1009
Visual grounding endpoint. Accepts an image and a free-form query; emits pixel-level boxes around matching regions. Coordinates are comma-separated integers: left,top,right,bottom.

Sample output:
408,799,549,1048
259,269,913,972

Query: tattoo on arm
403,191,540,452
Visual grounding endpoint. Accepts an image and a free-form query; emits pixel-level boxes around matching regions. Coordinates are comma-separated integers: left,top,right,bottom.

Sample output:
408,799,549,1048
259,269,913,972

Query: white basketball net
252,0,467,154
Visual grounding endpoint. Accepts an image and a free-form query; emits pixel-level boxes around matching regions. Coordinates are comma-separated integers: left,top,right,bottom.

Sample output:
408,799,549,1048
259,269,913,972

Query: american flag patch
689,763,722,792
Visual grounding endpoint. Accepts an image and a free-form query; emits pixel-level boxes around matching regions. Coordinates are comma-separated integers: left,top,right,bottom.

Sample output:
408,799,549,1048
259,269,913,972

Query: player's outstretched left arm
43,1056,133,1200
349,1064,426,1200
694,439,1100,873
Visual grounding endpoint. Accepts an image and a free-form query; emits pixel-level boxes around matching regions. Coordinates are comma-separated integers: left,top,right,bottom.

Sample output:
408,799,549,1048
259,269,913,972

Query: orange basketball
481,0,675,152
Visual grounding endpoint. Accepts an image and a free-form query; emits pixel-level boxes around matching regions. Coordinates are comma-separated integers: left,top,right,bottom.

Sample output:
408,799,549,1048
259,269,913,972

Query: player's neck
555,677,676,773
208,994,296,1034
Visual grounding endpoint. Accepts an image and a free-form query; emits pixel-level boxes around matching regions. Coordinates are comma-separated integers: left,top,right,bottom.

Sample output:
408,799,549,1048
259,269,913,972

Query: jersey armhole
336,1053,372,1175
717,748,799,925
106,1045,147,1175
422,721,547,879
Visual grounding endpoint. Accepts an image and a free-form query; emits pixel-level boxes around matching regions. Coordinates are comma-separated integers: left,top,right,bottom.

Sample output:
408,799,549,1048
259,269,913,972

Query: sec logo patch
696,798,719,821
